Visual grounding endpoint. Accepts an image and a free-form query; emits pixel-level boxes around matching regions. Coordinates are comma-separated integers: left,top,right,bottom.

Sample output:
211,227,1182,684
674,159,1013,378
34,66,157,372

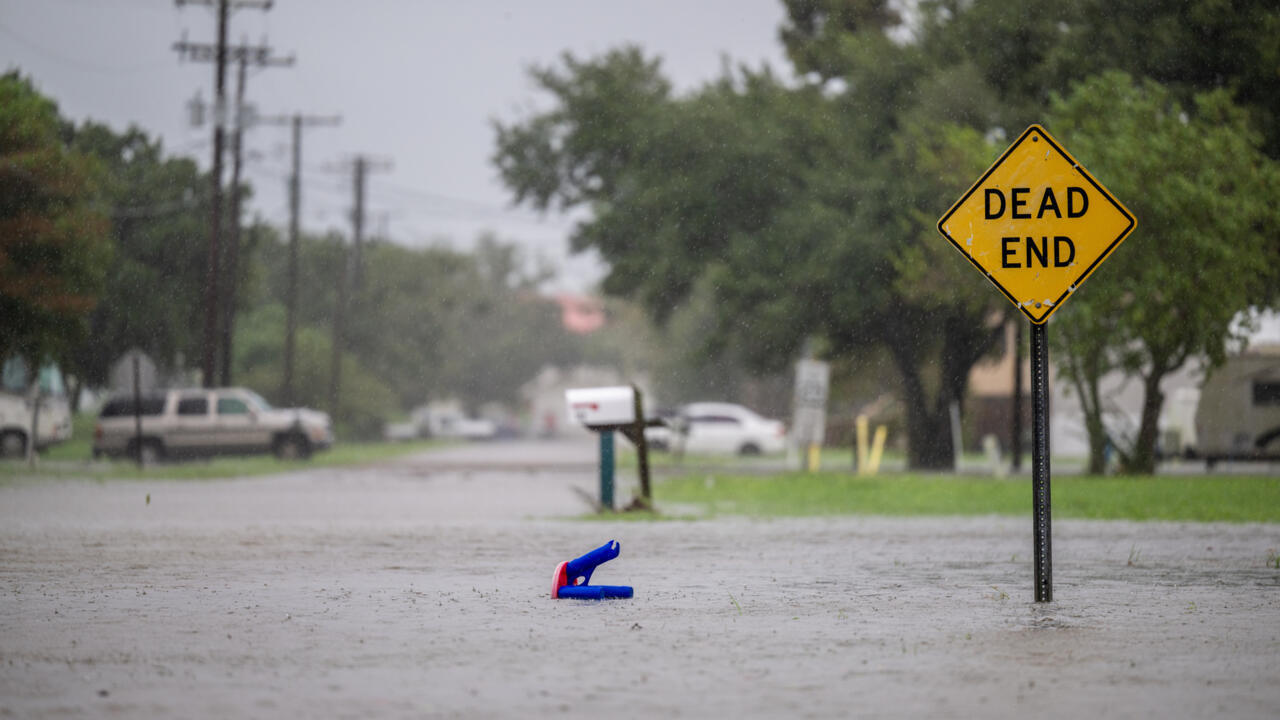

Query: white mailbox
566,386,636,429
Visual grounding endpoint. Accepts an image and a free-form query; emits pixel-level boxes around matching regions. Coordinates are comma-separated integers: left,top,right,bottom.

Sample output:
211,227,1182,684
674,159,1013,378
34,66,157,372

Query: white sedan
665,402,786,456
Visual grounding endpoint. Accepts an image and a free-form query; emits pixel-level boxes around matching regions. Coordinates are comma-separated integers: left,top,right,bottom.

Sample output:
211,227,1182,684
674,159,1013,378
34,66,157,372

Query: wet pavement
1,439,1278,718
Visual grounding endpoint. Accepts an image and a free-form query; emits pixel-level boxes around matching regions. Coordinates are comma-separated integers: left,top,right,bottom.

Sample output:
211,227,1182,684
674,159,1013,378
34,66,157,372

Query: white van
0,359,73,458
1191,347,1280,464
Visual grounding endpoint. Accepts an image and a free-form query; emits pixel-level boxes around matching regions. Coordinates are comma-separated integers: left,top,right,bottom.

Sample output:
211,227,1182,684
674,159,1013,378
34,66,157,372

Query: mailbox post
566,385,659,510
598,429,615,510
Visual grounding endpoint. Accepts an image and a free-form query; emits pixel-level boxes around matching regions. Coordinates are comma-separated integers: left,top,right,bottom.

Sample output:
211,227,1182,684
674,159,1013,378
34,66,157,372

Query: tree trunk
1056,323,1110,475
1122,369,1167,475
888,340,955,470
1083,391,1109,474
905,403,955,469
68,376,83,414
1066,367,1109,475
26,380,40,468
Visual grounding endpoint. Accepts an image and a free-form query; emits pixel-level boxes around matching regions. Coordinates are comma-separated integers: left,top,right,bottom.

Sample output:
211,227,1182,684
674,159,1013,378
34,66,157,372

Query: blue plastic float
551,539,634,599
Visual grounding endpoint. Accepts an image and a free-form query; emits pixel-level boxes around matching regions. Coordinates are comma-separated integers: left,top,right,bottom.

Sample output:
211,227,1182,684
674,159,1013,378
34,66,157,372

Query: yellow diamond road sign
937,124,1135,324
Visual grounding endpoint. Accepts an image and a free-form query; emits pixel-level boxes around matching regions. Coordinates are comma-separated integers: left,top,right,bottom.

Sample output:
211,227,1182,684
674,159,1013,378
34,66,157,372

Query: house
552,294,606,334
965,311,1280,459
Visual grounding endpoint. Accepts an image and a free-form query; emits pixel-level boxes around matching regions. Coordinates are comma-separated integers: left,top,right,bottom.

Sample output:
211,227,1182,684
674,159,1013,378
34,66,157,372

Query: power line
251,159,570,225
375,180,573,225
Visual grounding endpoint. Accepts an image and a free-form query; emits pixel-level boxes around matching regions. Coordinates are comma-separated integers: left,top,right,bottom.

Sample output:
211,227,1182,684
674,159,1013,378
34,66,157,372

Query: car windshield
243,390,273,412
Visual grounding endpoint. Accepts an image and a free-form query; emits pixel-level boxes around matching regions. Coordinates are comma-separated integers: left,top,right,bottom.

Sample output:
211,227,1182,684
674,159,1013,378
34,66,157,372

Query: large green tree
63,122,219,394
0,72,110,371
807,0,1280,469
1046,73,1280,473
494,0,1280,469
242,230,580,435
494,40,1008,468
345,234,576,411
233,301,398,439
919,0,1280,157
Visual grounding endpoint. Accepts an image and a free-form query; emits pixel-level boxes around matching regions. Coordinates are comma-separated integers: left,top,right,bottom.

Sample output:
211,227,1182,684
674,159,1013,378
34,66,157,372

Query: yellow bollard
856,415,869,475
867,425,887,476
807,444,821,472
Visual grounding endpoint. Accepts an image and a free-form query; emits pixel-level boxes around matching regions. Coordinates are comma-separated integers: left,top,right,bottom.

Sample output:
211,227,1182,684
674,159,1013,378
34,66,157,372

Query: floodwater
2,440,1278,718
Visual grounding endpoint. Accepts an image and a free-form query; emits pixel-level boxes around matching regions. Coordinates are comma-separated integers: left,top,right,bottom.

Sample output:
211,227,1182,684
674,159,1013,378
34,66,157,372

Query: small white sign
792,359,830,447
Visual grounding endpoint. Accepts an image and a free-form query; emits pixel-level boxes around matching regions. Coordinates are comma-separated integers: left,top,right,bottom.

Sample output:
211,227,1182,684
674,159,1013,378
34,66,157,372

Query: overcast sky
1,0,793,291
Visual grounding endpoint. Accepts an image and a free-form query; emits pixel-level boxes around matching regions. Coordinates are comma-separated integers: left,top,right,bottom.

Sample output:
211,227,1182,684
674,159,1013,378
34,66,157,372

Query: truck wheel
1,430,27,459
274,433,310,460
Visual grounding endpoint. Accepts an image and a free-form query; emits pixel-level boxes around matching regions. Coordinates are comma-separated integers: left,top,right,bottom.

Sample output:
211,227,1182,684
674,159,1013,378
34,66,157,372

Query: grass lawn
617,446,1008,472
656,471,1280,523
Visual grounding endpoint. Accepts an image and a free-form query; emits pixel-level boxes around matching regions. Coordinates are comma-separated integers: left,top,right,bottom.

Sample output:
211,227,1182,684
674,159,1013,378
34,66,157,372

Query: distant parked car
93,387,333,463
641,407,678,451
0,359,73,458
653,402,786,456
412,403,497,441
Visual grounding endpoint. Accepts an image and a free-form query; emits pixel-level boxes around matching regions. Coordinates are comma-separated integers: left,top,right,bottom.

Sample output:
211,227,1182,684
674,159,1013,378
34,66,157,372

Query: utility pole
353,156,366,291
350,155,392,291
219,38,294,386
328,154,391,415
328,232,349,416
173,0,275,387
258,113,341,406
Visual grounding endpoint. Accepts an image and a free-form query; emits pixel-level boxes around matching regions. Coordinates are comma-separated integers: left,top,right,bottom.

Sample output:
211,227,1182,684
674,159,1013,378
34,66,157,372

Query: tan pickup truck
93,387,333,463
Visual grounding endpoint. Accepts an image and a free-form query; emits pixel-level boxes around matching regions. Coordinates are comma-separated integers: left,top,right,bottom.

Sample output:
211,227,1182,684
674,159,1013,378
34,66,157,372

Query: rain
2,1,1279,717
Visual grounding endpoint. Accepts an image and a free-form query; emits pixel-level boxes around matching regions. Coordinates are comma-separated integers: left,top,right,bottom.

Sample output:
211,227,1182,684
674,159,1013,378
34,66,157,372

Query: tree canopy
0,72,110,372
241,229,584,436
1046,72,1280,472
63,122,218,391
494,0,1280,470
493,44,1008,468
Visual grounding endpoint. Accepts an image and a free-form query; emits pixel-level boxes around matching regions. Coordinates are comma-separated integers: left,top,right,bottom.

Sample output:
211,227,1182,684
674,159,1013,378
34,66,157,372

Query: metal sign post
937,124,1135,602
1030,323,1052,602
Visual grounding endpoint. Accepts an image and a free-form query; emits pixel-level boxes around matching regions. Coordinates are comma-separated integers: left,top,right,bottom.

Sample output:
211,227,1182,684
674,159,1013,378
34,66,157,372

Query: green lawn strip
655,472,1280,523
616,447,1010,472
1,438,451,482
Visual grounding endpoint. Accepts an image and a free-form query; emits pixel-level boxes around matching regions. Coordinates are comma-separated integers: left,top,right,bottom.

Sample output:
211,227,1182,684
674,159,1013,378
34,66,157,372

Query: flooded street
2,441,1278,718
